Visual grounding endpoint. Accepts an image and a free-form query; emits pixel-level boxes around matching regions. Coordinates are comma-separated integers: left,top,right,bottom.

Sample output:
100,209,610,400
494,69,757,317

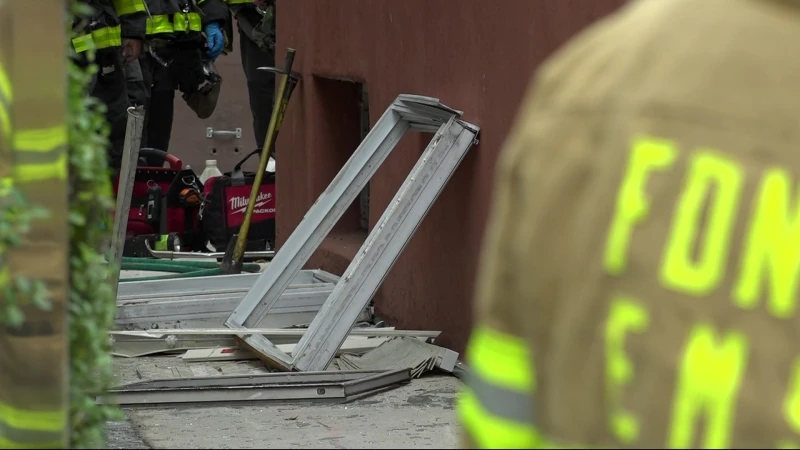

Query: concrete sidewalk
107,357,461,449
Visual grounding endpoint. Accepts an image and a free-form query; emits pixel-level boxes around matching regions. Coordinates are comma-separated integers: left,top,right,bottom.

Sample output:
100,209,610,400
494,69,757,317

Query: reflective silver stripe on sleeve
465,371,535,424
14,146,65,164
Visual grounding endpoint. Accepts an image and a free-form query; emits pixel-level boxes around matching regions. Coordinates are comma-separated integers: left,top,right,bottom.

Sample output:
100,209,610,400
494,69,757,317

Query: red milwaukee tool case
200,150,276,252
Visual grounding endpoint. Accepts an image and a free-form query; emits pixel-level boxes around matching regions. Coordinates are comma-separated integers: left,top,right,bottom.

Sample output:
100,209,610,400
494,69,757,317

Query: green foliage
0,186,51,327
68,0,122,447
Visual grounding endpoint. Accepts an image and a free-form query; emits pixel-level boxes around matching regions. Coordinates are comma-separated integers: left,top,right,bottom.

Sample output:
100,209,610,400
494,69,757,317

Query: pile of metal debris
106,95,480,408
333,337,459,378
110,270,456,406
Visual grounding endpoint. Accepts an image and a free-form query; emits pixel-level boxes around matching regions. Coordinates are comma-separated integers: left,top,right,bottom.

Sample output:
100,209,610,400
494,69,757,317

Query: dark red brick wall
275,0,625,352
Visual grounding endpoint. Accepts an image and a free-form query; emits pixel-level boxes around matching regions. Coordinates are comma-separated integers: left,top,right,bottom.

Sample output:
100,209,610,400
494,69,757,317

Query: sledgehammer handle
221,48,297,274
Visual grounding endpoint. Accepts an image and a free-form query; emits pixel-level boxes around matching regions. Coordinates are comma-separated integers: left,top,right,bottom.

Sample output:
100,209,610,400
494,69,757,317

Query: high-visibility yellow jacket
458,0,800,447
72,0,148,53
0,66,66,185
143,0,229,37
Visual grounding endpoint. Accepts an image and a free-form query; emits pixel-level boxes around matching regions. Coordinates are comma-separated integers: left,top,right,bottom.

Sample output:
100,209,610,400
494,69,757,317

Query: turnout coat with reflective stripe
143,0,229,36
0,1,71,447
72,0,148,52
459,0,800,447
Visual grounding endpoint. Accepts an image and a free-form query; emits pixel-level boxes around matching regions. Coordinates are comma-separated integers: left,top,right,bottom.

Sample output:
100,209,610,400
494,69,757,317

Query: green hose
119,257,262,282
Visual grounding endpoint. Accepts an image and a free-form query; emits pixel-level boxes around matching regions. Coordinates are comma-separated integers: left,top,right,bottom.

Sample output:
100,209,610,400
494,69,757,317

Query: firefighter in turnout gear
72,0,147,173
225,0,275,151
458,0,800,447
138,0,229,153
0,1,72,446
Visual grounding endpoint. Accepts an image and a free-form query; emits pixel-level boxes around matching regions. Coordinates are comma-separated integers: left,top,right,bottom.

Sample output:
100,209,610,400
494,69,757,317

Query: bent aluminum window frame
225,95,480,371
99,369,411,406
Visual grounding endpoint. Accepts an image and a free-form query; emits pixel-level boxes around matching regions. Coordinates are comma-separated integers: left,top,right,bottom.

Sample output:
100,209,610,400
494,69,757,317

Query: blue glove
205,22,224,60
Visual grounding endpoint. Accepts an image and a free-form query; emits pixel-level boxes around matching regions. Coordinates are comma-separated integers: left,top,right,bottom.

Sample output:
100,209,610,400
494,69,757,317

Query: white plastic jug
199,159,223,184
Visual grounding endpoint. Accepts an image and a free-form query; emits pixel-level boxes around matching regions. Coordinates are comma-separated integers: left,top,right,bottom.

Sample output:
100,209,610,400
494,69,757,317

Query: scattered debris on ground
104,412,150,449
110,356,461,449
334,337,458,378
110,267,459,409
105,94,477,448
108,267,464,448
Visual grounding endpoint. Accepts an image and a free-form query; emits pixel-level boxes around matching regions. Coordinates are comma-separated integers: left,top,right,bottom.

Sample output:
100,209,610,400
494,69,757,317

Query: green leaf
4,306,24,328
60,2,122,446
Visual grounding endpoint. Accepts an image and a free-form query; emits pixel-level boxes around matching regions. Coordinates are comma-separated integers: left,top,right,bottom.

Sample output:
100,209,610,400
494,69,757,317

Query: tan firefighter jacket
458,0,800,447
0,1,71,447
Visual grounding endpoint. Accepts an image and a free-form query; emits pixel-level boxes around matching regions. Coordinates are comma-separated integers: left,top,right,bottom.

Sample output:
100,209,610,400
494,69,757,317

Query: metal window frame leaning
97,369,412,406
225,95,480,372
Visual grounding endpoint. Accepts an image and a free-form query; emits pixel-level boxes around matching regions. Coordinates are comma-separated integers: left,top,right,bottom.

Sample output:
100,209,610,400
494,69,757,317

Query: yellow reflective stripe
0,114,66,182
0,102,10,140
72,25,123,52
93,25,123,49
0,436,64,449
14,126,67,153
0,64,11,101
146,15,174,34
189,12,202,31
0,421,66,447
71,34,93,53
467,325,534,391
173,13,190,32
460,326,537,448
14,153,68,182
147,12,202,35
0,403,66,433
12,125,67,180
458,388,539,449
0,177,11,195
112,0,146,15
173,12,203,32
0,69,10,144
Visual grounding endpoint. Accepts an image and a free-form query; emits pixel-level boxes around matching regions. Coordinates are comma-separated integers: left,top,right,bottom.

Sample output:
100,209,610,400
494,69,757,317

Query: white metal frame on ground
225,95,480,371
115,270,341,326
99,369,412,406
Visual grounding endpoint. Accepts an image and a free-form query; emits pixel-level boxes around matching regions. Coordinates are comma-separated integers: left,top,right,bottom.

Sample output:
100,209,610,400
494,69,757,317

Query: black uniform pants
238,16,275,151
139,40,205,152
91,47,129,173
138,55,171,152
139,53,176,152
